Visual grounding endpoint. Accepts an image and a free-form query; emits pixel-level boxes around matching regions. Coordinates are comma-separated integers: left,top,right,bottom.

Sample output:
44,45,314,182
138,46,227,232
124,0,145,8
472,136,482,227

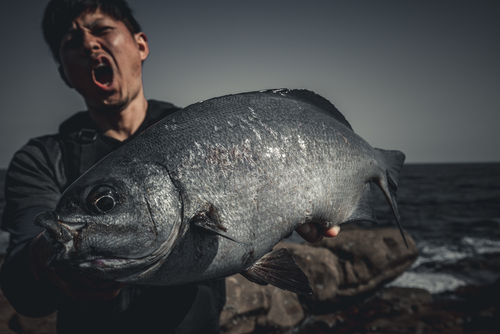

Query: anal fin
241,248,313,295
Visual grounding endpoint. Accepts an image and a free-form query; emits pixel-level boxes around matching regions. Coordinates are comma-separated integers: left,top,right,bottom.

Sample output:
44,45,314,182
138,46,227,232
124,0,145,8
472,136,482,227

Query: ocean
1,163,499,295
360,163,500,294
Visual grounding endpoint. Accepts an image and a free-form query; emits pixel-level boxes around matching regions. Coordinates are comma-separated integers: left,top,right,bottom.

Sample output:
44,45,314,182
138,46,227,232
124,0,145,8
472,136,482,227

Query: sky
1,0,499,169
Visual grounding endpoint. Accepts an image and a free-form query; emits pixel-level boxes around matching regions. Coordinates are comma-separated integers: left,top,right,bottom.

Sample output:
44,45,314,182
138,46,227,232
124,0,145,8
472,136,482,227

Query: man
0,0,339,333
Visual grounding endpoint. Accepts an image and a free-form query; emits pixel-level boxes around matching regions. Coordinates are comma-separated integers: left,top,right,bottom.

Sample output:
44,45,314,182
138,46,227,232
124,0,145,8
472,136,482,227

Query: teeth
94,61,113,86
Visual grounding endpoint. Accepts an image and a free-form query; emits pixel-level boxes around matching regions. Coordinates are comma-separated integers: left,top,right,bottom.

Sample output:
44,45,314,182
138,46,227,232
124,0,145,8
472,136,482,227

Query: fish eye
86,185,119,214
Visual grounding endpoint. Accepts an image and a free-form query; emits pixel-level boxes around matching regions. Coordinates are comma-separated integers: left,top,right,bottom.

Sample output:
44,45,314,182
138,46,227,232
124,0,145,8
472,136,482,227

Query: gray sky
1,0,499,169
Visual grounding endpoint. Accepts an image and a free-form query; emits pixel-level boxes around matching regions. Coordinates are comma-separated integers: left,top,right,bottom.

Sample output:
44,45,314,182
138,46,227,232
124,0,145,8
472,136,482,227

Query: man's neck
88,96,148,142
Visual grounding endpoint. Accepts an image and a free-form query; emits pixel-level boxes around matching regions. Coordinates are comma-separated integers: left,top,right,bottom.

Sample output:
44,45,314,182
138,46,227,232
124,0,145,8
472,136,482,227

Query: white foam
387,272,467,294
460,236,500,255
412,242,468,268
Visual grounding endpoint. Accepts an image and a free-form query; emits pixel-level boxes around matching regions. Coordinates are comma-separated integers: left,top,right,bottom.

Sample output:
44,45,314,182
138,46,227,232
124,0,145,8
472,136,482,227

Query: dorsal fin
259,88,353,130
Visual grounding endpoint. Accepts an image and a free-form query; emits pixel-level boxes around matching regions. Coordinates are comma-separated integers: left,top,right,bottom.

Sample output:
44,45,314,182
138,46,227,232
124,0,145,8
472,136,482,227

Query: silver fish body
36,89,405,294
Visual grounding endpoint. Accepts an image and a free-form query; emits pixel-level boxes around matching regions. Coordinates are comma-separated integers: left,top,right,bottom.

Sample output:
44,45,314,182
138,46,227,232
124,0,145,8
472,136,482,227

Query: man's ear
135,32,149,62
58,65,74,88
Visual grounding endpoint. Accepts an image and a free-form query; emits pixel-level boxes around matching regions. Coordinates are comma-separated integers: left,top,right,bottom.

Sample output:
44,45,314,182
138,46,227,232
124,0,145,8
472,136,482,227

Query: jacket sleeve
0,136,68,317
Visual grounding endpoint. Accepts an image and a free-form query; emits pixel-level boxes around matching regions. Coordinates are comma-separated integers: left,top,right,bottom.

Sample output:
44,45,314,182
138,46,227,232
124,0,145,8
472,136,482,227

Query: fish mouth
92,56,114,90
34,211,76,244
33,211,168,280
34,211,86,264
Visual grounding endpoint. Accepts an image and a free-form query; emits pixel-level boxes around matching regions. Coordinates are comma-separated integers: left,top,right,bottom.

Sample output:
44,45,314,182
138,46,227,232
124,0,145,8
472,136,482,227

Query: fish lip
34,211,67,242
34,211,85,244
75,256,156,281
78,257,131,269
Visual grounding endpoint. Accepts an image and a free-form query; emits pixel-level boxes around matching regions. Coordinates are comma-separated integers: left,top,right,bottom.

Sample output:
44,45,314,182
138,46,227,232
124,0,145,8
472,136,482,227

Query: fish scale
34,89,406,295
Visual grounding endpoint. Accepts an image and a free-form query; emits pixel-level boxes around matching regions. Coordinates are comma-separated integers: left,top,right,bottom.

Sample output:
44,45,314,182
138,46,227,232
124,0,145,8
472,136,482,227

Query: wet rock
278,242,342,302
311,226,419,297
295,278,500,334
8,313,57,334
221,275,271,323
221,227,419,333
265,286,304,328
0,255,57,334
1,227,419,334
0,288,16,334
220,275,304,333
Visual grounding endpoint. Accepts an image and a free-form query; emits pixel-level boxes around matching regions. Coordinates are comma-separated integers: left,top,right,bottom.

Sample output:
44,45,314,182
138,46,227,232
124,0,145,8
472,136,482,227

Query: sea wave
412,236,500,269
386,272,467,294
460,236,500,255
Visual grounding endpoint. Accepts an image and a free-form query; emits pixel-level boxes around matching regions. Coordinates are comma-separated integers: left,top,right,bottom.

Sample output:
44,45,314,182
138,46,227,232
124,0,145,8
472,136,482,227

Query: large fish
35,89,406,295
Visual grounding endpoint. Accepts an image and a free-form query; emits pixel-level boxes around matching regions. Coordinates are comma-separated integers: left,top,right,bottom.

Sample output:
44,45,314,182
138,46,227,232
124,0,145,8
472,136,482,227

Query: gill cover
116,163,186,283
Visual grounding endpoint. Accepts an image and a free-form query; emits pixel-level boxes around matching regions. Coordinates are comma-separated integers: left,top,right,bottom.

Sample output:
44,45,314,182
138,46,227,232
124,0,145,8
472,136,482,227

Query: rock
220,275,304,333
1,227,419,334
220,275,270,329
278,242,342,302
221,227,419,333
0,288,16,334
295,279,500,334
8,313,57,334
0,255,57,334
265,286,304,328
311,226,419,297
295,287,449,334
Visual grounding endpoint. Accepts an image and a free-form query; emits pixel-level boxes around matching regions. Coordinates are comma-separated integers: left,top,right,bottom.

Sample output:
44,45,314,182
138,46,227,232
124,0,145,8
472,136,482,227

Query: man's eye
94,26,111,35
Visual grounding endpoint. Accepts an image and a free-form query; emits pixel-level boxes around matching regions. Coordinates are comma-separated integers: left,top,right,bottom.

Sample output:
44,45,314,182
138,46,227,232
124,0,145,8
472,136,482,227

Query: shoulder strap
57,102,180,185
59,128,98,185
57,112,99,185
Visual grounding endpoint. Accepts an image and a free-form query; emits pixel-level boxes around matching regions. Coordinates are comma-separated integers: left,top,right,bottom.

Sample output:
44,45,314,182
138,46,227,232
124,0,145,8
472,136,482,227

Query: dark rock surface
0,256,58,334
294,280,500,334
301,226,419,298
220,227,420,333
1,227,498,333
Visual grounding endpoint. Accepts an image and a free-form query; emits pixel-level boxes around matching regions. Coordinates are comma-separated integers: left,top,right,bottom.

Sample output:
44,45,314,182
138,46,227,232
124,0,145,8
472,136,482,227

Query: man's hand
296,223,341,243
30,233,124,301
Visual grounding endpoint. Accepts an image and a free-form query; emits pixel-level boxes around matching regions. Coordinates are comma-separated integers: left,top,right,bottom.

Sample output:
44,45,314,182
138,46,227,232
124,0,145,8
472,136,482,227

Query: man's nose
82,33,101,56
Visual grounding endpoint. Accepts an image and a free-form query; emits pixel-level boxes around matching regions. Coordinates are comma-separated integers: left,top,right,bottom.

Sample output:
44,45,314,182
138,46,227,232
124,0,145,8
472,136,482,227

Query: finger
296,223,324,243
324,225,341,238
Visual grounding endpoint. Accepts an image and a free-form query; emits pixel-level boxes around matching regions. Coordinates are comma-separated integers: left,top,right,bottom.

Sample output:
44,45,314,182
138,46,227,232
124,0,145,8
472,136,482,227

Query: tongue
95,66,113,86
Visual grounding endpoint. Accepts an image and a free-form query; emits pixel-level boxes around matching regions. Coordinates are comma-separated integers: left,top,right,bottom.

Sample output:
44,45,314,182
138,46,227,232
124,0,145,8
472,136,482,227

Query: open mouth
93,59,114,87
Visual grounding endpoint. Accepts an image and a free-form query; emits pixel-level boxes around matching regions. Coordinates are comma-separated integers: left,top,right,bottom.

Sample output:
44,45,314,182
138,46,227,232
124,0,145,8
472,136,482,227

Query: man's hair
42,0,142,64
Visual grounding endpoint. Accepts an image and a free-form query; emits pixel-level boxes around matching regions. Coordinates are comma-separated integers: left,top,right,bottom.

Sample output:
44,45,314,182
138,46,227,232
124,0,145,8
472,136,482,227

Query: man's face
59,10,149,112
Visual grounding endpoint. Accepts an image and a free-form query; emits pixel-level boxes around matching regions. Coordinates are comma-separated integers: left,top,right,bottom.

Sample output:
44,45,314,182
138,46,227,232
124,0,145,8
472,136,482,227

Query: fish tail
374,148,408,248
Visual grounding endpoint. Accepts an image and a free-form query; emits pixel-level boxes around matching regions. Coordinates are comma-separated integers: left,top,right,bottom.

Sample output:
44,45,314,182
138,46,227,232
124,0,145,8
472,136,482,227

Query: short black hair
42,0,142,64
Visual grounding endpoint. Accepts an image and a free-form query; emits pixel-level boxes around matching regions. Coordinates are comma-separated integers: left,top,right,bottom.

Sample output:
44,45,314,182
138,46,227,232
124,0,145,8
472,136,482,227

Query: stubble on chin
88,95,129,115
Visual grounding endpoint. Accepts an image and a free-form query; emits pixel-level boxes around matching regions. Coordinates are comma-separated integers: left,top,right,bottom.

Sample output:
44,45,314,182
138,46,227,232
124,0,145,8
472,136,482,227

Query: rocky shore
0,227,499,333
218,227,500,334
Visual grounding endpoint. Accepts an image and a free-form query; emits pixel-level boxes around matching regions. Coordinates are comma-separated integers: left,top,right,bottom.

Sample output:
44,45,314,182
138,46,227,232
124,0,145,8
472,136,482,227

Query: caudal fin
374,148,408,248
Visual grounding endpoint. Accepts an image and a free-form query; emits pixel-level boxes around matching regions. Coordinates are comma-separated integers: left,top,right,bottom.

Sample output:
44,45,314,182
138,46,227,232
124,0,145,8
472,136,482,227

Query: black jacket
0,100,226,333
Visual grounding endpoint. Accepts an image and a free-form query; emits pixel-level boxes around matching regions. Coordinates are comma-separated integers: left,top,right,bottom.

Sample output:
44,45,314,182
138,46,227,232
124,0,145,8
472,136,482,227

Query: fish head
35,161,183,281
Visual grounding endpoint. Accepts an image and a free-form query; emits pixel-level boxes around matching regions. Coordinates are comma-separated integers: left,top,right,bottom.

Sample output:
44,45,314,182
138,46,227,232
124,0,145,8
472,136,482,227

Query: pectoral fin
191,216,250,246
241,248,313,295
